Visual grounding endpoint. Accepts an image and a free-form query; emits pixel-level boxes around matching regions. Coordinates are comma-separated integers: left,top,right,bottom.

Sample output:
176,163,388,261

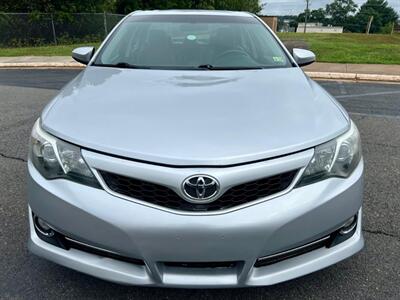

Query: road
0,70,399,299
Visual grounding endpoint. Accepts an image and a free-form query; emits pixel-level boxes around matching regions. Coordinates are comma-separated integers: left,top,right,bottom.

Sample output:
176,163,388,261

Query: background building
258,16,278,32
296,22,344,33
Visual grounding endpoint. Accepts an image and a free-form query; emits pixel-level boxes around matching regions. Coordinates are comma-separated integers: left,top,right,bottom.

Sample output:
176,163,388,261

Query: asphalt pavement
0,69,399,299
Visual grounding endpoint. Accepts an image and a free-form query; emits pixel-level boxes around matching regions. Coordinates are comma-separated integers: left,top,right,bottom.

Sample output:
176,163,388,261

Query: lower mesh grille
164,261,237,269
99,169,298,212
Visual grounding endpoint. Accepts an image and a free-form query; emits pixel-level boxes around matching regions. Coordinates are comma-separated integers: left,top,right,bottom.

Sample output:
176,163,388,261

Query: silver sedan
27,10,363,288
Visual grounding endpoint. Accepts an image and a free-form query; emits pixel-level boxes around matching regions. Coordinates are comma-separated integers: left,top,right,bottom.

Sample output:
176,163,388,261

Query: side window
123,26,141,61
101,23,143,64
240,26,257,60
248,26,288,66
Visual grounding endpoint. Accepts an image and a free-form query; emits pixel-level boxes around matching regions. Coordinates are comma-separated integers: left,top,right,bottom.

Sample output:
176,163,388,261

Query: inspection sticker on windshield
186,35,197,41
273,56,284,62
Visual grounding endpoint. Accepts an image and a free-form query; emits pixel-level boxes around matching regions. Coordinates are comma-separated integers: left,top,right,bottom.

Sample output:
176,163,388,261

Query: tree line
0,0,262,14
1,0,397,34
296,0,398,33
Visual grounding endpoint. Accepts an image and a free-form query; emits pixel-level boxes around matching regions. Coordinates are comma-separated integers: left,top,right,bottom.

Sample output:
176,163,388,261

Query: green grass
0,43,100,57
0,33,399,64
277,32,400,65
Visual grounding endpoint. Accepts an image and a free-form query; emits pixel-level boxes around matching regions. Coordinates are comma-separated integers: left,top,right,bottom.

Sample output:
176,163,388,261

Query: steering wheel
213,49,251,64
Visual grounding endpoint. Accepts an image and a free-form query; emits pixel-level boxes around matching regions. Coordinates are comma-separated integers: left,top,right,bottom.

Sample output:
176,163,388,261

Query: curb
305,71,400,83
0,63,399,82
0,62,84,69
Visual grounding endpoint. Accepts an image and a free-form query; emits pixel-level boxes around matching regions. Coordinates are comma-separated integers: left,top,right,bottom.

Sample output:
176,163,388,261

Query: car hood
42,66,349,166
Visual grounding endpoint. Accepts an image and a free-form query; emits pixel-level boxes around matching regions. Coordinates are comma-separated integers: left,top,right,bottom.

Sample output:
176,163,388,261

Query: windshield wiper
197,64,215,70
197,64,263,70
93,63,263,70
93,62,151,69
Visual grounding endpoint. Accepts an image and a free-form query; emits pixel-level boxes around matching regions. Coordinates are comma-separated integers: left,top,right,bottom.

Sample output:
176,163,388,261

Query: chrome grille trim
84,148,313,216
92,167,305,215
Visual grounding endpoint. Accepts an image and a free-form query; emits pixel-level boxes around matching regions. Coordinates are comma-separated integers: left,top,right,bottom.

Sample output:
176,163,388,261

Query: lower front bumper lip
27,155,364,287
28,207,364,288
28,209,155,285
254,235,332,267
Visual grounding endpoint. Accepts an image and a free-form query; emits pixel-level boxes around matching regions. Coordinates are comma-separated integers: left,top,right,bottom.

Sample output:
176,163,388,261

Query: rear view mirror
72,47,95,65
292,48,316,67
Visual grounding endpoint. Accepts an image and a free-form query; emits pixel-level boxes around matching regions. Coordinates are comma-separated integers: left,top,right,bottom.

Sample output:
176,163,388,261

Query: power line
304,0,310,33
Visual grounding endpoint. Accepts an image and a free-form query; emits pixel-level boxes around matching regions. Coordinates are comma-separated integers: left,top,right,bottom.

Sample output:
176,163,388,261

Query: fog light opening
33,216,55,237
339,215,357,235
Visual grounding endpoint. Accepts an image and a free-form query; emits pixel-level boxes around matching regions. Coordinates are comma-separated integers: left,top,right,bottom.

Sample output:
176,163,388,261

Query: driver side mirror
72,47,95,65
292,48,315,67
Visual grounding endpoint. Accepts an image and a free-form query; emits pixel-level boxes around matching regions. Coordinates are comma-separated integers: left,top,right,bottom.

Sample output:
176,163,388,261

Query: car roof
128,10,254,18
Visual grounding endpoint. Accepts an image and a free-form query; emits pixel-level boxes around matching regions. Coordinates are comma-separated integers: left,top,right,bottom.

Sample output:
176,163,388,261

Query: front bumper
27,156,364,288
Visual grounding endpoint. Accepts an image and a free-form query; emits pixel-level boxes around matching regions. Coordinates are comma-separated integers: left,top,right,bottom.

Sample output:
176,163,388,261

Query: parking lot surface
0,69,399,299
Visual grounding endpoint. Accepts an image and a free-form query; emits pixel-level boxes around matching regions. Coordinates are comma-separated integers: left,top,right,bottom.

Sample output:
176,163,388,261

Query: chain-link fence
0,13,125,47
0,10,398,47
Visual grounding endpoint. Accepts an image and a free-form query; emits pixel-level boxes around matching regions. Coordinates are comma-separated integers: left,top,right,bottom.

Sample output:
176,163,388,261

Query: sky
260,0,400,16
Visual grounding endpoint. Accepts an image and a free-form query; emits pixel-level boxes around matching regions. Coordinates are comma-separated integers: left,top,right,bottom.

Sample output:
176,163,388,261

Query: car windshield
93,14,292,70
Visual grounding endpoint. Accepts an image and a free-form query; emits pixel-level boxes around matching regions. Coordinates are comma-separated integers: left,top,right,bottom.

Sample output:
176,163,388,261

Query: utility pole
366,15,374,34
304,0,310,33
103,11,108,37
50,14,57,45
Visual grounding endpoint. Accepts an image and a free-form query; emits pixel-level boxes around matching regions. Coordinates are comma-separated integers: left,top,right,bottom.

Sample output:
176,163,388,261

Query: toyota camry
27,10,364,287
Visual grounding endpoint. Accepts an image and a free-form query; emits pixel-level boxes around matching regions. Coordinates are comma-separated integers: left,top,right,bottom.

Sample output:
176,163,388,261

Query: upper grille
99,170,298,212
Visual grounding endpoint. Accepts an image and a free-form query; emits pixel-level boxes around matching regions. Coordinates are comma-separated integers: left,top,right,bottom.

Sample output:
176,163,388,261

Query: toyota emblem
182,175,220,203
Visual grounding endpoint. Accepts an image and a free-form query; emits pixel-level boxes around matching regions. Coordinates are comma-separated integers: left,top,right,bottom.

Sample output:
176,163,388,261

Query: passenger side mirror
292,48,315,67
72,47,95,65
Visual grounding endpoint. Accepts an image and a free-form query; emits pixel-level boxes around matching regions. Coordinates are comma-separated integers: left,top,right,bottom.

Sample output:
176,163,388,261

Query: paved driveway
0,70,399,299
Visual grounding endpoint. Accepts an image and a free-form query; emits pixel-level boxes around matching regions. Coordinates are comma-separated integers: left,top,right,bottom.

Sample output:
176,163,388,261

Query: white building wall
296,23,343,33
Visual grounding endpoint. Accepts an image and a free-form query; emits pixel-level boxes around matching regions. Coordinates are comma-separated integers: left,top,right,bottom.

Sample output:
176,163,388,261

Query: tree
296,12,306,22
213,0,261,13
297,8,327,24
0,0,260,14
0,0,104,13
352,0,398,33
325,0,357,27
115,0,261,14
311,8,328,23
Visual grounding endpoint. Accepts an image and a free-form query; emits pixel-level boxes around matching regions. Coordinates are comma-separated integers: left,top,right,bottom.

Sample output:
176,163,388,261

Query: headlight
297,121,361,187
30,119,100,188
